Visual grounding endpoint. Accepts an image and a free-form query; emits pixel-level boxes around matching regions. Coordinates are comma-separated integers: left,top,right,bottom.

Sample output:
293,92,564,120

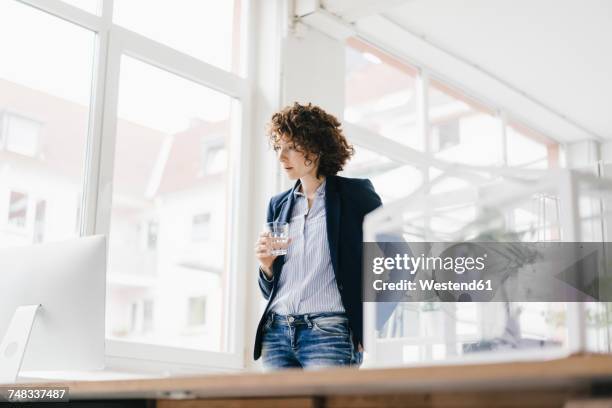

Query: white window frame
342,36,561,181
17,0,253,371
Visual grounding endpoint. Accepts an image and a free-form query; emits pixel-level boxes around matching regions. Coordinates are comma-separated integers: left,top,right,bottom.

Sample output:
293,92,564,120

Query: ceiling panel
380,0,612,139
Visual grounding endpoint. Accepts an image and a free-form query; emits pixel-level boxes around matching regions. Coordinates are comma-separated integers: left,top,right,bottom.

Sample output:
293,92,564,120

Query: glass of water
264,222,289,256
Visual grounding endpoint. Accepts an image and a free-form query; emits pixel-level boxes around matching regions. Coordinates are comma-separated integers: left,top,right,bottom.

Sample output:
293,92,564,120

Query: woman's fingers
255,231,291,260
255,236,272,247
255,231,279,273
255,242,269,252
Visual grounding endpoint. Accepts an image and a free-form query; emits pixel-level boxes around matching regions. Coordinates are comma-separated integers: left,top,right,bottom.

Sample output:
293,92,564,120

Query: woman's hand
255,231,290,279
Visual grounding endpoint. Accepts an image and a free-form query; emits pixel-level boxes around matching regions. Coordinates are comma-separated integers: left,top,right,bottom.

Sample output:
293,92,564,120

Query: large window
113,0,244,74
429,79,503,167
342,146,422,203
107,56,236,352
3,0,249,371
506,121,559,169
345,38,421,151
343,36,580,365
0,1,94,248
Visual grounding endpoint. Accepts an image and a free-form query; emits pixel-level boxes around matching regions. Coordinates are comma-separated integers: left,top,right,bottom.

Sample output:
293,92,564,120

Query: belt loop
304,313,313,328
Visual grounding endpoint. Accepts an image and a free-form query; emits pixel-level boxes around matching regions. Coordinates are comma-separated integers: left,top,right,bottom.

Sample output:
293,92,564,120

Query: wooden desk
8,353,612,407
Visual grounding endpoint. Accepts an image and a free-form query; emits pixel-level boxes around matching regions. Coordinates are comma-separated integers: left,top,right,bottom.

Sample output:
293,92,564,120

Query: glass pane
0,1,94,248
367,170,588,366
113,0,243,74
61,0,101,15
345,38,421,150
107,56,236,352
378,302,568,364
429,80,502,166
586,302,612,353
341,145,422,204
506,122,557,169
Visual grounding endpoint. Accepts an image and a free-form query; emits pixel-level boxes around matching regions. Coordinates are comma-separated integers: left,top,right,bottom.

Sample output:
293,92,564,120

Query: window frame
17,0,252,371
344,37,560,179
343,36,587,363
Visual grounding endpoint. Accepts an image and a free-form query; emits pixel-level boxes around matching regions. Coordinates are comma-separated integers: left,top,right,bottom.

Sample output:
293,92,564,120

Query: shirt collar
294,178,326,198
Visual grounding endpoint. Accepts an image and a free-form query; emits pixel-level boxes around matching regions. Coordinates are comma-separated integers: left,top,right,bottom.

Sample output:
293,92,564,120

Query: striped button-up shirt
267,179,345,314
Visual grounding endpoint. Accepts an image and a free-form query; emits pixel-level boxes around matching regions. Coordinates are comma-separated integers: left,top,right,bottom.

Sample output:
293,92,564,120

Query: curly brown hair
266,102,354,178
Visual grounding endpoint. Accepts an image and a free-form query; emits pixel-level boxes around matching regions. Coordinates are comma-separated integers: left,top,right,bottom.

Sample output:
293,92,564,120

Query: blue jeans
261,311,363,370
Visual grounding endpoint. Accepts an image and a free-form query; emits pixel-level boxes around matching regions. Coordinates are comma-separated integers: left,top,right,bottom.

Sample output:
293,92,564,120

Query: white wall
282,23,346,121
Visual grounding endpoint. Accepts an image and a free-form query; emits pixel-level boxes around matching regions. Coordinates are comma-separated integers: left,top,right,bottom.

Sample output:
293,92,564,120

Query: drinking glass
264,222,289,256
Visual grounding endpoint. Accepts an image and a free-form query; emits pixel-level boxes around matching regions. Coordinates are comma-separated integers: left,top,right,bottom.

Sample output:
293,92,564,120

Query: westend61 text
373,279,493,292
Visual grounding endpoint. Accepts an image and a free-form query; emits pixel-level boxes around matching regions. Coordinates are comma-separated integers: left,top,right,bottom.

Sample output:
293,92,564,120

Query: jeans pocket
312,316,349,336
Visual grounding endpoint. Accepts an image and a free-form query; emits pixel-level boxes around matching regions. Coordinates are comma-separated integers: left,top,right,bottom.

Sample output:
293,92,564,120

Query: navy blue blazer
254,174,383,361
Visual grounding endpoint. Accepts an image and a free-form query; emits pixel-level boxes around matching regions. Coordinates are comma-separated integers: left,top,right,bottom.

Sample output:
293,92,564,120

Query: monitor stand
0,304,41,384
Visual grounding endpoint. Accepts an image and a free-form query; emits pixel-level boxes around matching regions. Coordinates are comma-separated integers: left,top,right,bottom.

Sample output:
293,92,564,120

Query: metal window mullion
499,110,508,167
17,0,105,32
417,68,432,241
82,0,113,236
92,28,122,239
222,0,259,363
223,96,249,359
559,170,586,354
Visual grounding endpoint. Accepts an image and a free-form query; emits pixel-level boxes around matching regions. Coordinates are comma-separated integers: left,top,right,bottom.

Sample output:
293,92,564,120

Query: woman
253,102,383,370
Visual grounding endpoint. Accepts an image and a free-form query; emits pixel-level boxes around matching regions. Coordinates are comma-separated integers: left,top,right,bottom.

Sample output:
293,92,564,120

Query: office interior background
0,0,611,375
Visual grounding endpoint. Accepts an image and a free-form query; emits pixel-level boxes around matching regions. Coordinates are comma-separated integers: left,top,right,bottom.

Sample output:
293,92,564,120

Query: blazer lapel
278,191,295,224
272,180,300,278
325,176,341,276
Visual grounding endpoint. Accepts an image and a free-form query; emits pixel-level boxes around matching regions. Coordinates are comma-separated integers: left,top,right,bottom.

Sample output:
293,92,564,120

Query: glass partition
364,170,612,367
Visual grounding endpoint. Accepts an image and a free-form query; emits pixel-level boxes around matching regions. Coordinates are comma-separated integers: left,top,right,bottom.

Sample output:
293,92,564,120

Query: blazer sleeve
257,199,275,300
258,267,274,300
361,178,383,215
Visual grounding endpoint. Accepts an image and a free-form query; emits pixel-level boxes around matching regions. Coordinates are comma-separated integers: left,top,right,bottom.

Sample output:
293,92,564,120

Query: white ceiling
323,0,612,141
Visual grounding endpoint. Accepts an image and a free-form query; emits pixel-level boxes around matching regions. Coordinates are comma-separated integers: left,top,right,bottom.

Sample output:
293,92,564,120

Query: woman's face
274,136,317,180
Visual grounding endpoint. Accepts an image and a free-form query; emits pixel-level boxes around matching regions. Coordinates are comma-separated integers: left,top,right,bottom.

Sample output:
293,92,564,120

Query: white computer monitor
0,235,106,383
